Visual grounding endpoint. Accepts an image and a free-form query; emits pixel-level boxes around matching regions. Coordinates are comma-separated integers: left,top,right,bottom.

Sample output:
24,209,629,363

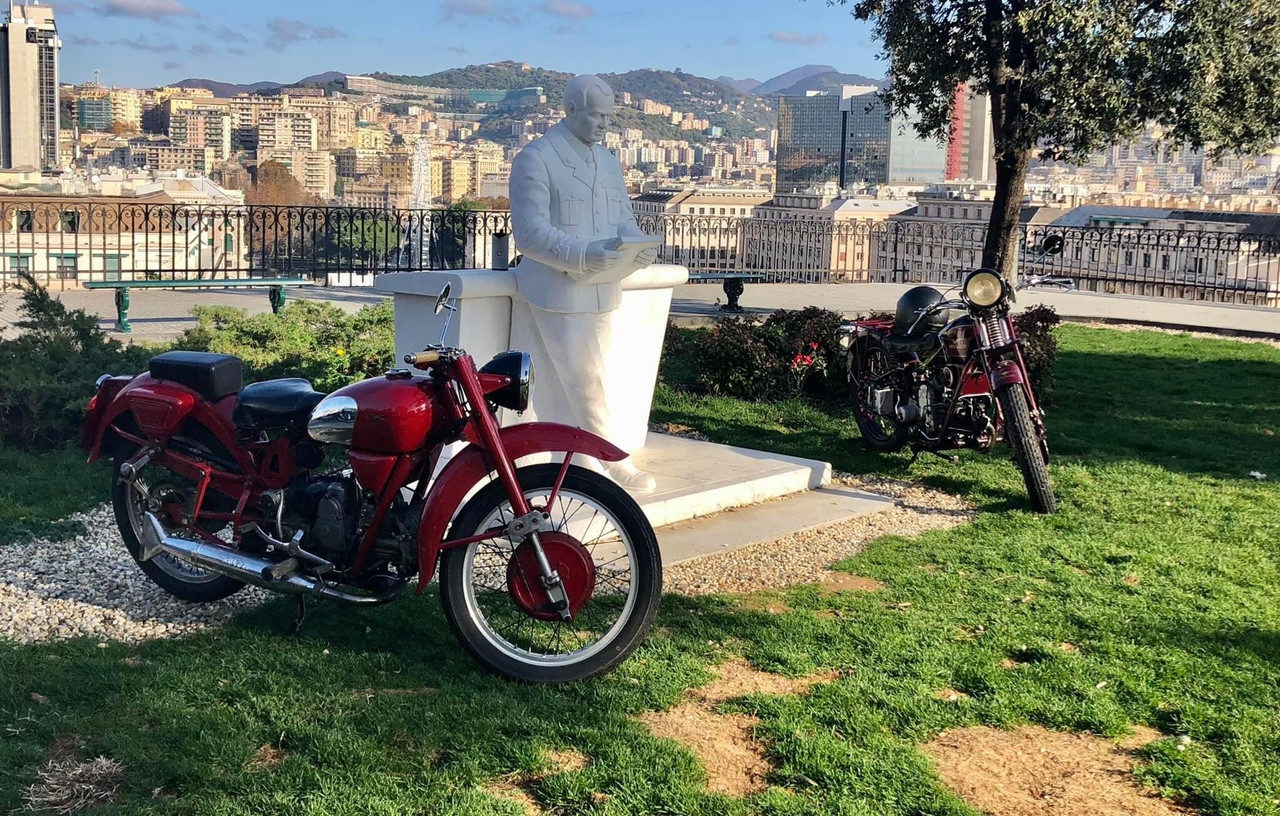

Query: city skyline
47,0,883,89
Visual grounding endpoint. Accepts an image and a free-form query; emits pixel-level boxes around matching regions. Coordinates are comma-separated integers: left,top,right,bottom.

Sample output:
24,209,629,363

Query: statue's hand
635,247,658,267
584,240,625,276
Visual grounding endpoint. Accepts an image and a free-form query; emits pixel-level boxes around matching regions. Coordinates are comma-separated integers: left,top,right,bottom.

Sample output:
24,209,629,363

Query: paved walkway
2,279,1276,341
673,282,1280,337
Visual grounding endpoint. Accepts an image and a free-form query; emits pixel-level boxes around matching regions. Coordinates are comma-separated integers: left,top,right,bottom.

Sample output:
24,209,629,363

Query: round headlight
964,270,1005,308
308,394,358,445
479,351,533,412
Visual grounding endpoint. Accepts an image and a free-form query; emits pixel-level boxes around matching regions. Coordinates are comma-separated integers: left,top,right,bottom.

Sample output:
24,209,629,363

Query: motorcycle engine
281,476,361,566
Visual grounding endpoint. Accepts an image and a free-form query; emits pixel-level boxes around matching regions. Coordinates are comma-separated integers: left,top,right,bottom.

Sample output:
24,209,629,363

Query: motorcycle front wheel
996,385,1058,513
439,463,662,683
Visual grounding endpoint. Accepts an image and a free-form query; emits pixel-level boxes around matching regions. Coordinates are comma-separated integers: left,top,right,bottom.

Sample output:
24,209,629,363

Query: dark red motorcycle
840,237,1072,513
81,284,661,683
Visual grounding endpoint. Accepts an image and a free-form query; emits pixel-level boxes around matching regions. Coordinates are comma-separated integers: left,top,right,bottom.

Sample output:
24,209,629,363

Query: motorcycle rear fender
86,375,243,468
414,422,628,590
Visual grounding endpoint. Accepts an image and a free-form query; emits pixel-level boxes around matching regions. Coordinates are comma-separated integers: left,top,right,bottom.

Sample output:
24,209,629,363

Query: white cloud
768,30,826,46
99,0,196,20
267,18,344,45
539,0,595,20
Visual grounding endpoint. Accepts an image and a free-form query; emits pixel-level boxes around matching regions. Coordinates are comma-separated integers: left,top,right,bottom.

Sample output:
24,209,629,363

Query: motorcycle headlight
308,394,358,445
963,270,1006,308
479,351,533,412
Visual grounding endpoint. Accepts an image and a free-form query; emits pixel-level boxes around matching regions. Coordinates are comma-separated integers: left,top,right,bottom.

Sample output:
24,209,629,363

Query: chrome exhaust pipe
140,513,395,604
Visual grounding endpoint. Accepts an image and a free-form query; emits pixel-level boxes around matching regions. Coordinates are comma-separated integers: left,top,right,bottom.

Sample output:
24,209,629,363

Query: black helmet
894,286,946,336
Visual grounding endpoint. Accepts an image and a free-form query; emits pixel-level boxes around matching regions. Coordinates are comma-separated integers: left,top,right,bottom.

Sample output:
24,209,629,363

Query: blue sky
49,0,884,88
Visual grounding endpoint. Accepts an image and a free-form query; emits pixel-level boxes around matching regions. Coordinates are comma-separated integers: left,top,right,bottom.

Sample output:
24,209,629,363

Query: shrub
689,306,849,401
1013,304,1061,401
179,298,395,393
760,307,848,400
694,317,788,400
0,273,152,450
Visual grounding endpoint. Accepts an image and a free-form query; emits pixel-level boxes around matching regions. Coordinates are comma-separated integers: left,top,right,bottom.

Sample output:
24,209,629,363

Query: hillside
381,62,776,141
753,64,837,95
772,71,886,96
174,77,282,96
715,76,762,93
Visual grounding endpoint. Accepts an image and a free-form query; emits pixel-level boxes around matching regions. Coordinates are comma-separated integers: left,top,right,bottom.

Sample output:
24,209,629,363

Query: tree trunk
983,145,1033,283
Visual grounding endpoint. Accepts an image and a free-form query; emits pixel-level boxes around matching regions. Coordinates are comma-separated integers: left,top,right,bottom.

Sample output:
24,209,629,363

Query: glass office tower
775,87,947,192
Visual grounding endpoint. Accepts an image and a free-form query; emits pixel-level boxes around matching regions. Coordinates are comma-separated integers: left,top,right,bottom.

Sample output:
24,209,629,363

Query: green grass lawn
2,324,1279,815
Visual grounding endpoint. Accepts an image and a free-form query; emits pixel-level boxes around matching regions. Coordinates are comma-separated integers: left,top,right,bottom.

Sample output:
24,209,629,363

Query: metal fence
2,201,1277,307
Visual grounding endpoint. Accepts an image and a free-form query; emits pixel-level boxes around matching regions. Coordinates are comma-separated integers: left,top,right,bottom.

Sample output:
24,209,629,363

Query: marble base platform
627,434,831,528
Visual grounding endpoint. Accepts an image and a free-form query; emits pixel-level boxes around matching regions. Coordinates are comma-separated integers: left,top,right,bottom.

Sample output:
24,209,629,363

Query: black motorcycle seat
232,378,326,431
148,351,243,402
882,333,941,357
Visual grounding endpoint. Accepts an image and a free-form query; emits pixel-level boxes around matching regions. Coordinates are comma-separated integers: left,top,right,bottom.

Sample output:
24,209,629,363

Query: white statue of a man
509,74,659,492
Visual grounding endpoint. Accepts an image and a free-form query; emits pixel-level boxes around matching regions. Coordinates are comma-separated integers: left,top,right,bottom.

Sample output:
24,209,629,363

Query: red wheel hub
506,532,597,621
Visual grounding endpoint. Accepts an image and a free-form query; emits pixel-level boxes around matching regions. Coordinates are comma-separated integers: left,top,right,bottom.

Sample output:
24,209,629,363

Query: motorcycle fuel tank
322,375,438,454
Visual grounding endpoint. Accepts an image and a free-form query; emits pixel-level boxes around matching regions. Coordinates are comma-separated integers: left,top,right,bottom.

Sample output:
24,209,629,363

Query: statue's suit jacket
509,121,646,313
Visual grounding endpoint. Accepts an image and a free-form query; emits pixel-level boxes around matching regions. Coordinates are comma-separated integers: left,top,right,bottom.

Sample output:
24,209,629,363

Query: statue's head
562,74,615,146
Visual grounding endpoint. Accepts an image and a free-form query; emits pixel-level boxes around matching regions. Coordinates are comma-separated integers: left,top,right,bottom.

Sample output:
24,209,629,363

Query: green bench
82,277,315,333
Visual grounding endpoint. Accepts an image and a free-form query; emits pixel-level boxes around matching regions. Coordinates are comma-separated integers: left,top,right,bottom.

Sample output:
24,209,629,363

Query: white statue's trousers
510,300,645,455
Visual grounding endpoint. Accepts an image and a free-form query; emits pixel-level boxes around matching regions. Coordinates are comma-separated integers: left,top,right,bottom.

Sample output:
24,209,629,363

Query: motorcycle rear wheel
850,336,909,452
439,463,661,683
111,439,246,603
996,386,1057,514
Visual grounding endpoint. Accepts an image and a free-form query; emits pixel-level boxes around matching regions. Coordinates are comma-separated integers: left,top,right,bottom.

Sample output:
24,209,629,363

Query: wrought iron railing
2,201,1277,307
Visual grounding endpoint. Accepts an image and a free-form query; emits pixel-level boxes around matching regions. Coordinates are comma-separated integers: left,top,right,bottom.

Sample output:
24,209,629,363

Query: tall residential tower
0,1,60,170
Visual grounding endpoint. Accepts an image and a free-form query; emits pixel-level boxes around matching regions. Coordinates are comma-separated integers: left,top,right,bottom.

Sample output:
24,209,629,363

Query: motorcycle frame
849,309,1046,451
82,350,628,587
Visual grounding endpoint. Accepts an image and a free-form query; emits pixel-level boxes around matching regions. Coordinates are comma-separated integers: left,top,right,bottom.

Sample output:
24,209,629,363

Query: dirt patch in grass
246,744,288,771
694,657,836,705
737,593,790,614
820,572,885,593
639,704,769,797
485,777,542,815
483,748,591,814
934,688,971,703
638,658,837,797
924,725,1192,816
546,748,588,774
22,739,124,815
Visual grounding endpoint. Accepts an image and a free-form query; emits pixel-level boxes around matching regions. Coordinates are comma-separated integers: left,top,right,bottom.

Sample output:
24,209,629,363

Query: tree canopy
842,0,1280,278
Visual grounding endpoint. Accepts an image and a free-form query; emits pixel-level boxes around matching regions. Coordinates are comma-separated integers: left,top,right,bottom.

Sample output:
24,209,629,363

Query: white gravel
0,504,268,644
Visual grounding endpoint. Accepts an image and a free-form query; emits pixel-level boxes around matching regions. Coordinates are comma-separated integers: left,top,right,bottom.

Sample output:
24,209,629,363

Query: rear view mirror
1040,234,1064,256
434,283,453,315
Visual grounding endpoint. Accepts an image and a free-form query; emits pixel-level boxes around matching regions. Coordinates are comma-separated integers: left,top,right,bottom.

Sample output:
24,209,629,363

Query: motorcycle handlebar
404,350,442,368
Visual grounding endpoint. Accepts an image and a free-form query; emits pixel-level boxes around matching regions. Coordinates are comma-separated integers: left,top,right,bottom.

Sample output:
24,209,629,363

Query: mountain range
171,65,884,101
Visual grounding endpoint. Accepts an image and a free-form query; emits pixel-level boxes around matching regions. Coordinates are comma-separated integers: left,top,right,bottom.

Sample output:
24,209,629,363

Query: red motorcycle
840,236,1072,513
81,284,661,683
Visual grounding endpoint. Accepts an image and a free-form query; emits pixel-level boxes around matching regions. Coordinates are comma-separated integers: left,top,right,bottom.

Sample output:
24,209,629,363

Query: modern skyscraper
0,1,60,170
775,85,949,193
946,85,996,182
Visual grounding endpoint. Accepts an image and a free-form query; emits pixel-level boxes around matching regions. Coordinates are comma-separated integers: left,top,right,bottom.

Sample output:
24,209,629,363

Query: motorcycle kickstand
285,595,307,636
925,450,961,465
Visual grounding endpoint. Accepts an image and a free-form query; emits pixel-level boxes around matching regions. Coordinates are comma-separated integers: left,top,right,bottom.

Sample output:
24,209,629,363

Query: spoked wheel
439,463,661,683
111,442,245,602
996,385,1058,514
850,336,909,452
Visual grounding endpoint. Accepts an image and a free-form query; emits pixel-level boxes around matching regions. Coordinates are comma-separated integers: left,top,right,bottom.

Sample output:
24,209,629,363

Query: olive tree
838,0,1280,280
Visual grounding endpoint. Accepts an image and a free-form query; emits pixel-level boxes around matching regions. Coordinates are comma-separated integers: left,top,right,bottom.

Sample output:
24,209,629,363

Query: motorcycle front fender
414,422,628,590
987,358,1026,391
